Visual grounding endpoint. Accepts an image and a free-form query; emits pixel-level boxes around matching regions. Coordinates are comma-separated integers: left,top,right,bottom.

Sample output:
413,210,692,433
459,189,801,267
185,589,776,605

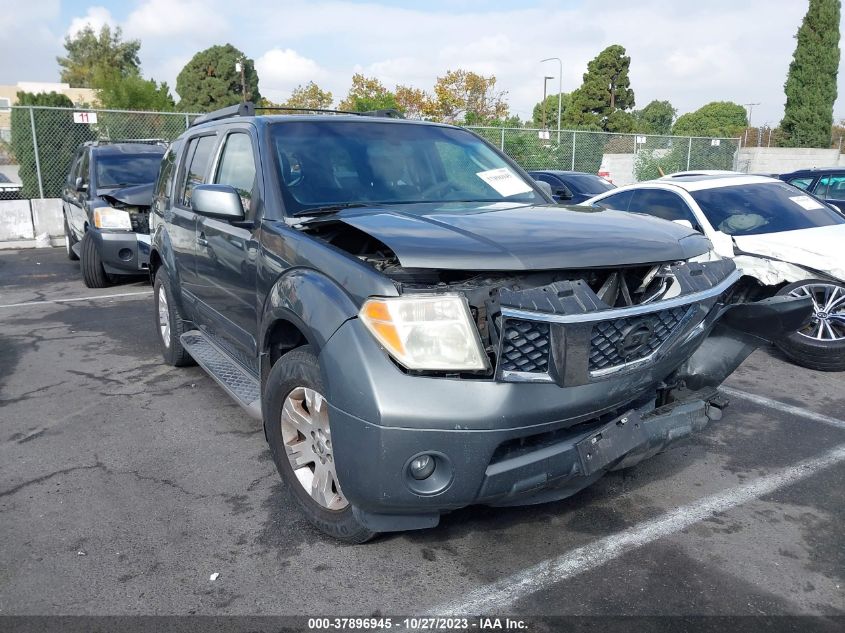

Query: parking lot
1,247,843,620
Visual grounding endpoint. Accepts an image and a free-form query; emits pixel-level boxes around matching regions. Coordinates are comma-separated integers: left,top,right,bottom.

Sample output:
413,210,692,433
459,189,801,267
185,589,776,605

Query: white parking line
435,444,845,615
0,290,152,309
721,386,845,431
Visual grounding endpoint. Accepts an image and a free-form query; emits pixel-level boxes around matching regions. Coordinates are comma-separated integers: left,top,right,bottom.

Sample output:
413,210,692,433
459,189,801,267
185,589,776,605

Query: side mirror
75,176,87,192
556,189,573,201
534,180,554,199
672,219,694,230
191,184,245,220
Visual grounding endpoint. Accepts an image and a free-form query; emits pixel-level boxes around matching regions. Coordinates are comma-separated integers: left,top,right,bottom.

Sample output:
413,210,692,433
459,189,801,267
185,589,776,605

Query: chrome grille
500,319,550,373
589,306,691,373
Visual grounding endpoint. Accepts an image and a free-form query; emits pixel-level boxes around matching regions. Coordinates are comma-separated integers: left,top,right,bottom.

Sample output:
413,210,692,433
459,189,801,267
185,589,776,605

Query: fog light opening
118,248,133,261
409,454,436,480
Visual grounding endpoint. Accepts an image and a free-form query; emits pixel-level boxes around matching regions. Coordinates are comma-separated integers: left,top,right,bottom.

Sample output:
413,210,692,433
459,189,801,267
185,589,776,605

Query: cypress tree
781,0,841,147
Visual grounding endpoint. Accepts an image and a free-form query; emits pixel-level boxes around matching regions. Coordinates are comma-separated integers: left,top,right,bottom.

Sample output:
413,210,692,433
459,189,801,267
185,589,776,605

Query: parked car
527,170,615,203
62,141,167,288
583,174,845,371
778,167,845,212
0,173,22,200
149,103,809,542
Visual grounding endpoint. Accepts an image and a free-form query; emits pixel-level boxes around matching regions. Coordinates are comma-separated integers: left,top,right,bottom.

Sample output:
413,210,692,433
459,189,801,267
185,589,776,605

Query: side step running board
180,330,262,420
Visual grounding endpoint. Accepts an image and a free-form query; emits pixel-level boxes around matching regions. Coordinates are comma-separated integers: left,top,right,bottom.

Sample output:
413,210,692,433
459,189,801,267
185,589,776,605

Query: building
0,82,99,141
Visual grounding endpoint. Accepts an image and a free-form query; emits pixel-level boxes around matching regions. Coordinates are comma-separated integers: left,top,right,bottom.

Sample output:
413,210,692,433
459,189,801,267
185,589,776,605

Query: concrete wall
736,147,844,174
0,198,63,249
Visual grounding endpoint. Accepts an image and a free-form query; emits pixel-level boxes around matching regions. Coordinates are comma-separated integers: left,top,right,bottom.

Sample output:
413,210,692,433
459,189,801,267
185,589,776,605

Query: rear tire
64,215,79,261
153,268,195,367
80,232,109,288
263,346,376,544
775,279,845,372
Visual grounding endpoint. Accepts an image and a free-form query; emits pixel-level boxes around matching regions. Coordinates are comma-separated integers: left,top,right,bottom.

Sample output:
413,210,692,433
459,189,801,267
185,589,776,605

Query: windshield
565,174,615,195
690,182,845,235
269,120,543,213
96,153,163,188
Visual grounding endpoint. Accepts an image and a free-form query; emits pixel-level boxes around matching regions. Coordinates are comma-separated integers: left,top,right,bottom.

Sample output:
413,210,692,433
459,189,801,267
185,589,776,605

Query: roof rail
362,108,404,119
256,106,406,119
190,102,256,128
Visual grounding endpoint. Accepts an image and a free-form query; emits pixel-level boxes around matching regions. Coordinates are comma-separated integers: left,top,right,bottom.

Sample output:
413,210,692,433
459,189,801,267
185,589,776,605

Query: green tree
11,92,96,198
176,44,260,112
566,45,635,131
280,81,333,110
57,25,141,88
339,74,398,112
635,100,676,134
395,84,435,119
672,101,748,137
94,66,175,111
431,69,509,124
781,0,841,147
532,93,569,128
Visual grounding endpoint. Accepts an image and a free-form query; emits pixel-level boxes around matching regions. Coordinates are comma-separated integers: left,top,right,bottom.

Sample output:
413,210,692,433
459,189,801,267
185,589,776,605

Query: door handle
196,233,208,247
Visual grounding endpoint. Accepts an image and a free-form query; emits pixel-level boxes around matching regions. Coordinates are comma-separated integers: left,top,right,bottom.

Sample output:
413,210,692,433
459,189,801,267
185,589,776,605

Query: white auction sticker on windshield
790,195,825,211
476,168,533,197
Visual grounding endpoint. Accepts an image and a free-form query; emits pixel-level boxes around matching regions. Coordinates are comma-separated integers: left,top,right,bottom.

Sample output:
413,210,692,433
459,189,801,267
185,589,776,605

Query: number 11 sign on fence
72,112,98,124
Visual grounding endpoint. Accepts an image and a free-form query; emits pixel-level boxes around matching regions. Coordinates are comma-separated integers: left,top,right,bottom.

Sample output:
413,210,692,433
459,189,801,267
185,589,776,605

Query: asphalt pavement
0,248,843,625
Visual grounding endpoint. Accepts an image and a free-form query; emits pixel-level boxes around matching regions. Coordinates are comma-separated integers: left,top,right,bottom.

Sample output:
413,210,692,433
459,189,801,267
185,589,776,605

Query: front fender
259,267,360,355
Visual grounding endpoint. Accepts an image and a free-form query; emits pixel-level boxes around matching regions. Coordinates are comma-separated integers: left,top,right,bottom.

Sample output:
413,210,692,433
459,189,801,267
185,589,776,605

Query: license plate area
576,411,647,475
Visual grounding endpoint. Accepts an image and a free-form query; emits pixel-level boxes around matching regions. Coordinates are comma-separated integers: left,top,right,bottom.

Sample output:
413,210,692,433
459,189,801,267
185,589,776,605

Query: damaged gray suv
149,103,810,542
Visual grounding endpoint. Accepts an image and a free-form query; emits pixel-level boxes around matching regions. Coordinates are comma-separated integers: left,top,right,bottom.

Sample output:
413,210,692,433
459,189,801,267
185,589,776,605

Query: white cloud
67,6,114,38
124,0,226,40
255,48,328,104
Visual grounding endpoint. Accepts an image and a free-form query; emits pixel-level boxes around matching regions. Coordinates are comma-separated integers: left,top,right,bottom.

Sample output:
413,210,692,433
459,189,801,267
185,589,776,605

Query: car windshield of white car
690,182,845,235
269,120,543,214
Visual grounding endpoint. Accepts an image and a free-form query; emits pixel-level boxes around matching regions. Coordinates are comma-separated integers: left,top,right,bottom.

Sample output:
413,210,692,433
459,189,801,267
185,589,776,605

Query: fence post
571,131,576,170
184,113,190,130
686,137,692,170
500,128,505,151
29,106,45,199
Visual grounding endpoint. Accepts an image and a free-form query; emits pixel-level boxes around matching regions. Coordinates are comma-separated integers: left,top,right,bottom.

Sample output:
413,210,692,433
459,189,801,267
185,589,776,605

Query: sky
0,0,843,126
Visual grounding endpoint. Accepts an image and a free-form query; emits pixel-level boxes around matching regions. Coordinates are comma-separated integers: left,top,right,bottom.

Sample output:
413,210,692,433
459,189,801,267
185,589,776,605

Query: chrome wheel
157,285,171,348
280,386,348,511
65,233,70,254
789,282,845,341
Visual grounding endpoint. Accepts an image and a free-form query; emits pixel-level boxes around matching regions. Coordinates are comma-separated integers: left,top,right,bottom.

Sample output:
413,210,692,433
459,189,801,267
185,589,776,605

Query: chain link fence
0,105,740,200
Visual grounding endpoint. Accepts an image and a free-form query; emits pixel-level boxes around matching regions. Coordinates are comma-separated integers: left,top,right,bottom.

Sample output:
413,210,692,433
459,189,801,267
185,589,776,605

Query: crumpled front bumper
88,227,151,275
318,279,811,533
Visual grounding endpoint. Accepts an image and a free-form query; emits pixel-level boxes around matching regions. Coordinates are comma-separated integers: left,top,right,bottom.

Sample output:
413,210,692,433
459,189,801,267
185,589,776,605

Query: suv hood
334,203,711,270
99,182,155,208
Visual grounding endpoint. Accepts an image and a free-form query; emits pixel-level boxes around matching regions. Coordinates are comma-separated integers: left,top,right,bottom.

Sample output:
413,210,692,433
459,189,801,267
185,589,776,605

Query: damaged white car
583,174,845,371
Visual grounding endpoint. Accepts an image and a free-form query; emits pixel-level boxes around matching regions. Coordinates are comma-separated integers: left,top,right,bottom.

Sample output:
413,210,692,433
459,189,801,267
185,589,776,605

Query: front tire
263,346,376,544
64,215,79,261
775,279,845,372
80,231,109,288
153,268,194,367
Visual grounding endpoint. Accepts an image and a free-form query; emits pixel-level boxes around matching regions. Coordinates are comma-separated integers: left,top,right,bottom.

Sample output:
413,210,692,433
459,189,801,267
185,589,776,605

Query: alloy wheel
788,282,845,341
280,386,348,511
158,286,171,348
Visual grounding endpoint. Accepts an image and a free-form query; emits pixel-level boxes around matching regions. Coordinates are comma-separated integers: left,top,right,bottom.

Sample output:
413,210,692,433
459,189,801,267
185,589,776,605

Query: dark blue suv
779,167,845,212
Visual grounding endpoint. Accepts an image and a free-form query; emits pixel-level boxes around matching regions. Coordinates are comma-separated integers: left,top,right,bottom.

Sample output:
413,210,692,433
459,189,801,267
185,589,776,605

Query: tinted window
562,174,615,195
690,182,845,235
95,153,162,188
593,190,633,211
179,135,216,208
788,177,813,191
815,174,845,199
215,133,256,211
270,120,542,213
628,189,697,224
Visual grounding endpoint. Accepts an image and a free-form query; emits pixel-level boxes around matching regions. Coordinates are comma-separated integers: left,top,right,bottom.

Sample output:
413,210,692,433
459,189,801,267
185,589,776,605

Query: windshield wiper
293,203,370,217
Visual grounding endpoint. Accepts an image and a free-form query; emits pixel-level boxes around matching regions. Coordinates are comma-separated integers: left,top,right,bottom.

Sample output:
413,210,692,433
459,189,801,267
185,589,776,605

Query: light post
542,75,554,131
540,57,563,143
235,58,247,102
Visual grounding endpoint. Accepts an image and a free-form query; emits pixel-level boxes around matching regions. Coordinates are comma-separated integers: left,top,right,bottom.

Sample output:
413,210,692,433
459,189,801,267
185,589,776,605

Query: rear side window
215,133,257,212
815,174,845,199
593,190,633,211
179,135,216,208
153,142,179,212
628,189,698,225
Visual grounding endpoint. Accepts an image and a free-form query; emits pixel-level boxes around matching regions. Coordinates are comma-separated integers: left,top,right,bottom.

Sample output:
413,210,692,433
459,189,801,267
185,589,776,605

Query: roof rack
189,101,405,127
84,138,168,147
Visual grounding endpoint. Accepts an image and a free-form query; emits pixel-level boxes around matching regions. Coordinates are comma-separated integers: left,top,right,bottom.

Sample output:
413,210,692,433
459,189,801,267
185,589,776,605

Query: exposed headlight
93,207,132,230
359,295,489,371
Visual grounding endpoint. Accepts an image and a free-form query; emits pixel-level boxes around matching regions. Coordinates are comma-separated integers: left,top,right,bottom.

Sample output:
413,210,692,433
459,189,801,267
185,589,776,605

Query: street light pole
541,57,563,143
236,58,247,102
542,76,554,131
